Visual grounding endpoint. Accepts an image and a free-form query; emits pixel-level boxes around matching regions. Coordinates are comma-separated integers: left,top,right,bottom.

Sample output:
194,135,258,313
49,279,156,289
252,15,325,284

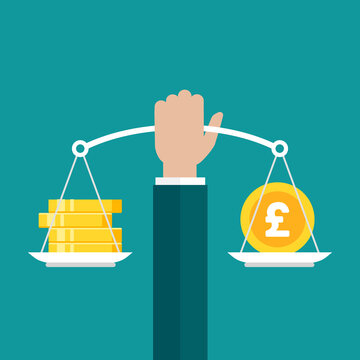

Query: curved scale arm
72,125,288,157
88,126,156,149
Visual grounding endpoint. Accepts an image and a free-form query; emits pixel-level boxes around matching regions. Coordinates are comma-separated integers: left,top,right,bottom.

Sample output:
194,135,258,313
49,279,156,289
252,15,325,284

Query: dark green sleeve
153,185,208,360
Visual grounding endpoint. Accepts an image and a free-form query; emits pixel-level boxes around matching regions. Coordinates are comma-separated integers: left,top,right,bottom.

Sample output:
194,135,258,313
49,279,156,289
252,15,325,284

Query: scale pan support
29,125,330,268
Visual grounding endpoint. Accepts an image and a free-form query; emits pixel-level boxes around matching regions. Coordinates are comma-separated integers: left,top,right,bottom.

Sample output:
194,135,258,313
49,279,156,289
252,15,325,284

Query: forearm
153,185,208,360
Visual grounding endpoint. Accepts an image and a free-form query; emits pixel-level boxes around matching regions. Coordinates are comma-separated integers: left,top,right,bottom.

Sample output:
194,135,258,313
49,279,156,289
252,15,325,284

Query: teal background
1,1,359,359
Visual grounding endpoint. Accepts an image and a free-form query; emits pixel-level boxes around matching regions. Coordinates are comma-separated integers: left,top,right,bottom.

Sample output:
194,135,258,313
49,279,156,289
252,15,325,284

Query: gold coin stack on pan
39,200,122,252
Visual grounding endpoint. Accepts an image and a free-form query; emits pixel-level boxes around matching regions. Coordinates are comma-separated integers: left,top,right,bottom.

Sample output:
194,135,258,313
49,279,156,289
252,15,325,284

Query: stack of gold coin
39,199,122,252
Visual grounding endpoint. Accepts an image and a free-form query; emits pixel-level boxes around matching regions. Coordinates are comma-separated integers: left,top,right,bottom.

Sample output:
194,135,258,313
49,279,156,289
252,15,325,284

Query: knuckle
166,94,177,102
178,89,191,97
155,100,165,109
192,94,204,102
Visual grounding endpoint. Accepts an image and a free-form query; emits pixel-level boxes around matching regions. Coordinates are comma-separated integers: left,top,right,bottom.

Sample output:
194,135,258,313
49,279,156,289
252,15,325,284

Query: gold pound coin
240,182,315,252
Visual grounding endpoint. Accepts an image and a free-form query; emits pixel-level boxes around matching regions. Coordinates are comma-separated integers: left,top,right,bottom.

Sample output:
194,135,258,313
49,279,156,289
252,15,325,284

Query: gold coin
39,213,112,228
48,242,122,252
240,182,315,252
48,199,122,213
48,228,122,243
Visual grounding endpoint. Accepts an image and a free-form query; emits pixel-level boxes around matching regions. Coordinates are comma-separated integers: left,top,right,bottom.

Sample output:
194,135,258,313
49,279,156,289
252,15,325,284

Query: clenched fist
155,90,223,177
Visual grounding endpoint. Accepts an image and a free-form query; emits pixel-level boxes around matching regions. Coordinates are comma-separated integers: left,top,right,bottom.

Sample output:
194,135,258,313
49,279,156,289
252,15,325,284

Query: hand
155,90,223,177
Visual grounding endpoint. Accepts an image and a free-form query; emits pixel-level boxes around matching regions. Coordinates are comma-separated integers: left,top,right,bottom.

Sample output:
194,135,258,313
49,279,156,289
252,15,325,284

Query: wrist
163,162,197,177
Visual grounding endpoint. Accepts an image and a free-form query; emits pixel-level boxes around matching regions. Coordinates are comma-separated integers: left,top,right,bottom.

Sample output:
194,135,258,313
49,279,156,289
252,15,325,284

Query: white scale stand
29,125,331,267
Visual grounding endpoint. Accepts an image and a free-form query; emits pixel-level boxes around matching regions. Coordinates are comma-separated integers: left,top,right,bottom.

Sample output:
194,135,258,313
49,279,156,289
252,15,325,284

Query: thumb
208,111,223,129
200,112,223,162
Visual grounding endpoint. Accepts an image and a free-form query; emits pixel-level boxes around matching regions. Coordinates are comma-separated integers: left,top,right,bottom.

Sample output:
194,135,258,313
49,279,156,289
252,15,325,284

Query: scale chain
283,156,320,252
83,156,121,253
40,156,78,252
240,156,277,252
240,155,320,253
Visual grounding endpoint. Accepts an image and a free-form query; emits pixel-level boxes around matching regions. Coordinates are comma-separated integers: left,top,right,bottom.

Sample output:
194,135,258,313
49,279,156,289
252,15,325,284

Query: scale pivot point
72,140,89,157
272,140,288,157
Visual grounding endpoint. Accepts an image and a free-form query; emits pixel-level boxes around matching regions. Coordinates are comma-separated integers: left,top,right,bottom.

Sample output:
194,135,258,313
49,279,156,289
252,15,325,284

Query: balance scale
29,125,331,268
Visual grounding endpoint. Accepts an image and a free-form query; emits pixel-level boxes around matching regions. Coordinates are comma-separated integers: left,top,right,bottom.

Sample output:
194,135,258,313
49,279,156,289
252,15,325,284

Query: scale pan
28,252,132,268
228,252,331,268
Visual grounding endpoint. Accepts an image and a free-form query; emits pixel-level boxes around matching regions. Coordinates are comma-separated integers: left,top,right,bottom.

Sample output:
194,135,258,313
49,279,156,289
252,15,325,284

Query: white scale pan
29,252,132,267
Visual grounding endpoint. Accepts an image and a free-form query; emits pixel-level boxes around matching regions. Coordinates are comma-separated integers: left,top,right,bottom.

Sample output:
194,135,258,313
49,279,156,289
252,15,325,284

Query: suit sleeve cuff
155,177,206,185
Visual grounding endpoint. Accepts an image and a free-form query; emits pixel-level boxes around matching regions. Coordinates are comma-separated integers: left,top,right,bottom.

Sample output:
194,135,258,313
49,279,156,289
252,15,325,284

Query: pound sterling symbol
265,202,290,238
